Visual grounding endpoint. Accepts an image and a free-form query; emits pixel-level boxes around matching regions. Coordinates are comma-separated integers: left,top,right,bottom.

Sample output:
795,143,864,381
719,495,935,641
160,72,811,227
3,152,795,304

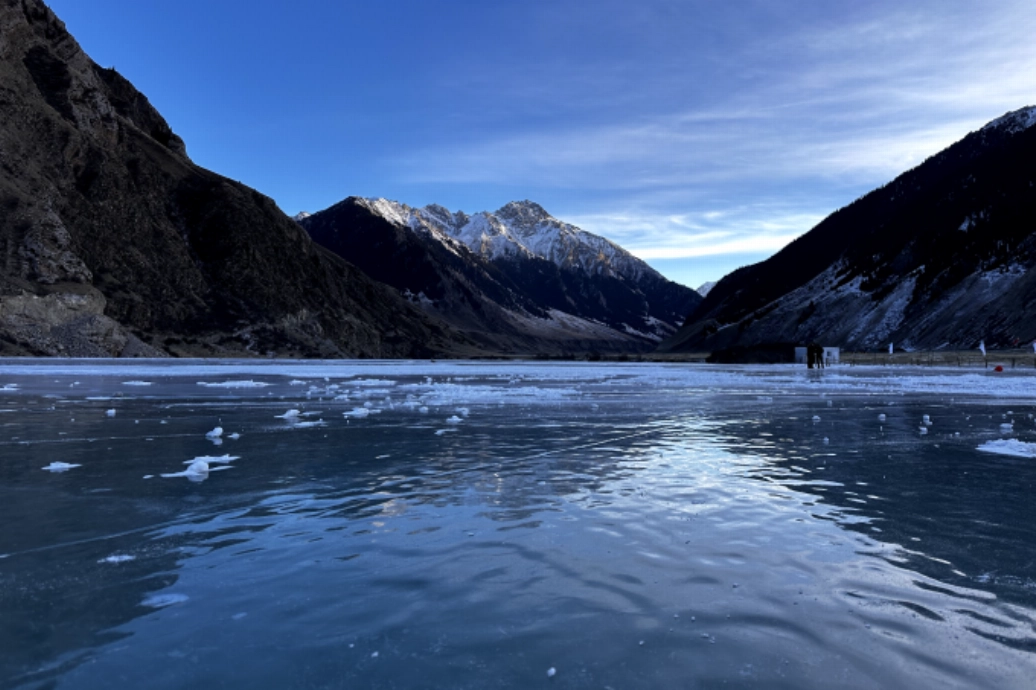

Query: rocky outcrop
661,106,1036,353
0,0,470,358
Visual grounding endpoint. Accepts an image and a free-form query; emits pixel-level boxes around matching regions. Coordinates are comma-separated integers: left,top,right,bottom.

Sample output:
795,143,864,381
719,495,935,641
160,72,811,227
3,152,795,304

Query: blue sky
48,0,1036,289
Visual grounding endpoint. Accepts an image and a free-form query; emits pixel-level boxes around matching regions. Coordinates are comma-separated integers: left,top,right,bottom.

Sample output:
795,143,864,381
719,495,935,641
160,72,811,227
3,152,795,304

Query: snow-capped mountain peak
302,196,703,349
981,105,1036,135
360,197,661,283
495,200,551,227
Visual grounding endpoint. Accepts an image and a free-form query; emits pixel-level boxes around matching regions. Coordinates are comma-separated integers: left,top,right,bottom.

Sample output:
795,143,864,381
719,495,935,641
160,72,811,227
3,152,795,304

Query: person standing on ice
806,342,823,369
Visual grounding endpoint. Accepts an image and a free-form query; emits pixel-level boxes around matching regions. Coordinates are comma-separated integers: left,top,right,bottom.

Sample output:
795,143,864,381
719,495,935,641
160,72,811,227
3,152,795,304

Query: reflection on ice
1,360,1035,689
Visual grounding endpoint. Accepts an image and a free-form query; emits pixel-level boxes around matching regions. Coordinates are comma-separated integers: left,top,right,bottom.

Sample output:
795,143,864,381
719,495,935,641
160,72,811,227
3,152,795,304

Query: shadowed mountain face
302,197,701,355
661,107,1036,354
0,0,468,358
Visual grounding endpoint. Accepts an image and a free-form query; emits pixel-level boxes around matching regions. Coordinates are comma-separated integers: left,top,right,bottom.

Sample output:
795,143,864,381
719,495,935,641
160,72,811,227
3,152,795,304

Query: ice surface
3,360,1036,690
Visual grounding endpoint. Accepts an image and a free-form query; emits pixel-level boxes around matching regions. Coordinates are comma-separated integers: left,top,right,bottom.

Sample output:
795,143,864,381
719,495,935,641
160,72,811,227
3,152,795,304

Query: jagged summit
359,197,656,280
495,200,551,224
981,105,1036,135
302,196,702,349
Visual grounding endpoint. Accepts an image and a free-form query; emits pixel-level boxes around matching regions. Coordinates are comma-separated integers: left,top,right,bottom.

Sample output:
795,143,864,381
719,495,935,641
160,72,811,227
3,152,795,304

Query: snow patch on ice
184,454,239,465
141,593,189,608
99,554,136,564
977,439,1036,458
197,380,271,389
42,462,80,472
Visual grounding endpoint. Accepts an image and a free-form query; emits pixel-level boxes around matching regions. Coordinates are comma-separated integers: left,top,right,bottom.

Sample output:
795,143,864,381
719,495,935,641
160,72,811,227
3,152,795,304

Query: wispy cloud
564,208,826,260
389,0,1036,270
383,2,1034,281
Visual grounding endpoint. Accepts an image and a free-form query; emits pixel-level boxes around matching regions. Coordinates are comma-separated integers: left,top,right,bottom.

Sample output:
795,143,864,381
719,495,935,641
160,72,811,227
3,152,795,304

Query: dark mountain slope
303,197,701,354
0,0,465,357
660,106,1036,353
302,198,649,354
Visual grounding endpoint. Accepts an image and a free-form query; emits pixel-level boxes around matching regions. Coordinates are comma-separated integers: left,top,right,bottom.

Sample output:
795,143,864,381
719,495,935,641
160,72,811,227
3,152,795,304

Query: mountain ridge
0,0,473,358
301,196,701,353
660,105,1036,354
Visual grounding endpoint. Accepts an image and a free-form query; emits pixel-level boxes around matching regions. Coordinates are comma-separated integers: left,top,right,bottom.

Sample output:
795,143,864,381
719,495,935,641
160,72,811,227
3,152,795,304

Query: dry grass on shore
841,350,1036,369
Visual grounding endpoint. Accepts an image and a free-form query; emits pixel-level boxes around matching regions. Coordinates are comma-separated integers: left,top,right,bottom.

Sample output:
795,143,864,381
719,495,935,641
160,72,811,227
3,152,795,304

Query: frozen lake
1,359,1034,689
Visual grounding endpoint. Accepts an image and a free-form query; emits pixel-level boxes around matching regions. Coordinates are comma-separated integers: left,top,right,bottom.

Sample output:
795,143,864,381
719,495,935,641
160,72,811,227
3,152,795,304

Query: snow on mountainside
362,198,662,284
696,281,717,298
981,105,1036,135
302,197,702,351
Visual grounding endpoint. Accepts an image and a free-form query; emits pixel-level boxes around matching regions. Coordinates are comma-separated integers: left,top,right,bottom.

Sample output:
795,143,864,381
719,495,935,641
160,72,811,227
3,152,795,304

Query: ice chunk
98,554,135,564
206,426,223,439
977,439,1036,458
546,667,556,678
121,381,152,386
161,459,222,481
105,409,116,417
291,420,327,428
344,408,370,418
184,454,239,465
811,415,821,423
445,415,463,424
42,462,80,472
197,380,270,389
141,593,189,608
275,409,302,419
878,414,886,422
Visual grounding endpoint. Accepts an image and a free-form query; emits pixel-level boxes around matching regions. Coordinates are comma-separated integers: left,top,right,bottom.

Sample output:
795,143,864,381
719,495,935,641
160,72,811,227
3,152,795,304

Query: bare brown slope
0,0,467,357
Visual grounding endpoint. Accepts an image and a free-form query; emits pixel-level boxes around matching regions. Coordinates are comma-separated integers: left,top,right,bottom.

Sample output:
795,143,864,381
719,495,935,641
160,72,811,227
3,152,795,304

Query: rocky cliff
0,0,466,357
